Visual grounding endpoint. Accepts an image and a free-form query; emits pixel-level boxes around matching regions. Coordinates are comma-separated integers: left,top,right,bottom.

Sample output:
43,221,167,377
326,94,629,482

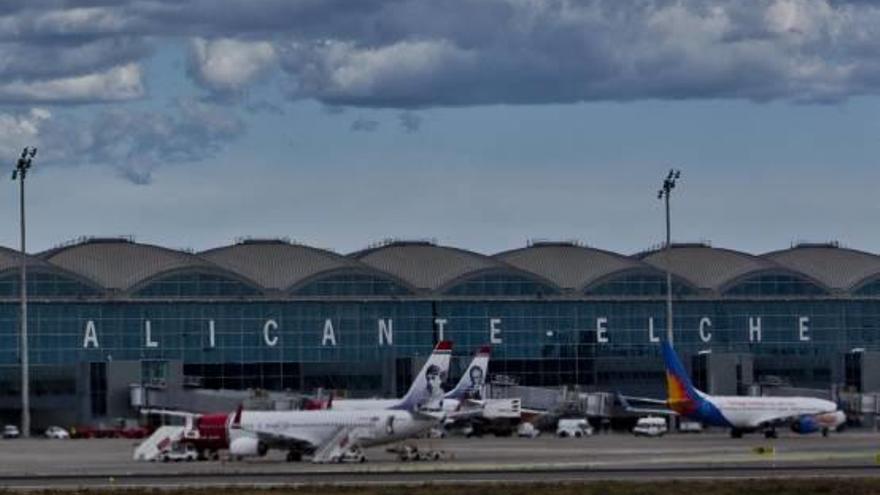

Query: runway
1,431,879,489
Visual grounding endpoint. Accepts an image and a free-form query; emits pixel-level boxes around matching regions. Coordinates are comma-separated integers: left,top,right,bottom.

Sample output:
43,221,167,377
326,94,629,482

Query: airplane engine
790,415,819,434
229,436,268,457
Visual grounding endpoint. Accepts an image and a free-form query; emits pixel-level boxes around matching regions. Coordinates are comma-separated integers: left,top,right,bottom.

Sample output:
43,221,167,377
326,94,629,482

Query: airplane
227,340,453,462
329,344,491,413
652,341,846,438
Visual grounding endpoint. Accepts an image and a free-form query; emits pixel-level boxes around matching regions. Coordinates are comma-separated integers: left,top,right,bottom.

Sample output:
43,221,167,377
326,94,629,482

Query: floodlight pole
658,169,680,346
13,147,36,438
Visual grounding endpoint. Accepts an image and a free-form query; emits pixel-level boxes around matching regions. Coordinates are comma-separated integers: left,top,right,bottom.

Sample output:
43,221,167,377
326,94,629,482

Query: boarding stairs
310,426,366,463
483,398,521,420
132,426,185,461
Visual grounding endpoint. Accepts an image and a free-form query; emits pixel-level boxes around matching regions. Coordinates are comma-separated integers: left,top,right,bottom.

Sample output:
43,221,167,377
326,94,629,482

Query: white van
678,420,703,433
632,417,668,437
556,418,593,438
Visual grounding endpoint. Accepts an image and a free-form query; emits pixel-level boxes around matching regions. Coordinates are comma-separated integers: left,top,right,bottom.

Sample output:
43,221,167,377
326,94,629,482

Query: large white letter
322,319,337,346
799,316,810,342
208,319,216,348
596,317,609,343
749,317,762,343
434,318,447,341
648,317,659,343
378,319,393,345
144,320,158,348
699,317,713,343
490,318,503,344
83,320,99,349
263,319,279,347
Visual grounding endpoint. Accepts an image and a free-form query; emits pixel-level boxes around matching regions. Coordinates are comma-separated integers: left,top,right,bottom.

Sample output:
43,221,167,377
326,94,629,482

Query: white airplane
227,340,453,463
330,344,491,413
657,341,845,438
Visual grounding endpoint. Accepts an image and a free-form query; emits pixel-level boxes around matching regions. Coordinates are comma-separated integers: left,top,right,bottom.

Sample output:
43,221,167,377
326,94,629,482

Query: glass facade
443,273,558,296
586,273,694,296
293,273,412,297
854,279,880,296
1,289,879,398
0,271,99,298
134,272,260,298
723,273,828,296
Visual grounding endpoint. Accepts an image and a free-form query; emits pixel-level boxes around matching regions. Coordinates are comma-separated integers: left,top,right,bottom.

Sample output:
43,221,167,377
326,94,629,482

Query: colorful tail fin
661,341,701,415
444,345,490,401
393,341,453,411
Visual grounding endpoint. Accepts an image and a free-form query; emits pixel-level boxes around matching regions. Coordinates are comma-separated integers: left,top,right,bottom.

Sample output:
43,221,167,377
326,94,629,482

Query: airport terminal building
1,237,880,427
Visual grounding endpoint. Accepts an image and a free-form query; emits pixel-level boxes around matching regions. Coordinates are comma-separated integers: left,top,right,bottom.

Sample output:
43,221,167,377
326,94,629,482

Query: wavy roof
13,238,880,297
201,239,380,291
352,241,551,291
496,242,654,291
44,238,242,292
0,245,53,273
764,245,880,290
641,244,790,291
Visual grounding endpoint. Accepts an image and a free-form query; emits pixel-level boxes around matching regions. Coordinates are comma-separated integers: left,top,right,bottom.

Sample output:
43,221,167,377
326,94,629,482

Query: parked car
427,427,447,438
556,418,593,438
517,422,541,438
2,425,20,439
678,420,703,433
340,448,367,463
44,426,70,439
632,416,668,437
159,443,198,462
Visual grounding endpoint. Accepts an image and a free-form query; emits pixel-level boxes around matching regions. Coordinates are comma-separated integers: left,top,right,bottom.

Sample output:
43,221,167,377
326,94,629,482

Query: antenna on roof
235,236,293,245
792,240,840,249
52,235,135,249
365,237,438,249
527,238,587,248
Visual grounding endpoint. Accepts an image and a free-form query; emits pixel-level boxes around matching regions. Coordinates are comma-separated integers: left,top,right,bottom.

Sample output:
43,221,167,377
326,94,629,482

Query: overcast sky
0,0,879,256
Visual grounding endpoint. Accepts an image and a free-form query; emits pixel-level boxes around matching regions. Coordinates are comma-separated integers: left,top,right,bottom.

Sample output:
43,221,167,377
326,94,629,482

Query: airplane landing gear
822,428,830,437
286,451,302,462
730,429,743,439
763,429,778,439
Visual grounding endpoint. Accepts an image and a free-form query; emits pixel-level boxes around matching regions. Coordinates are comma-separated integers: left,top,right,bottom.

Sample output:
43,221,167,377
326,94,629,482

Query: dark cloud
350,117,379,132
1,1,880,107
273,0,880,107
0,37,149,82
244,100,285,115
398,111,421,132
38,98,245,183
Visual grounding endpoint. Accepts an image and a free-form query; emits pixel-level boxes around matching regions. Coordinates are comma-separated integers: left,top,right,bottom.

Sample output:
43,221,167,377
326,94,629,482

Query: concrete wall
862,352,880,393
705,353,754,395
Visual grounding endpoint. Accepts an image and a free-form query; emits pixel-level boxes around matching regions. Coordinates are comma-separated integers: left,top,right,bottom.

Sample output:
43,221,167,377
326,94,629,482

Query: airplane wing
617,393,668,406
139,408,200,419
617,393,678,416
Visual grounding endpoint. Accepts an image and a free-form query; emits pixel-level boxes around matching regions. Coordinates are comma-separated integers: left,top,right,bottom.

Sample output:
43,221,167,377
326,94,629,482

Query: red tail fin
231,404,243,428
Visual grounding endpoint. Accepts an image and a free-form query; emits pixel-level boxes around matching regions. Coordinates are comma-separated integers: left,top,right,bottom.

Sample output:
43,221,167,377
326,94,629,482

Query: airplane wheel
730,430,743,439
286,451,302,462
822,428,830,437
764,430,777,439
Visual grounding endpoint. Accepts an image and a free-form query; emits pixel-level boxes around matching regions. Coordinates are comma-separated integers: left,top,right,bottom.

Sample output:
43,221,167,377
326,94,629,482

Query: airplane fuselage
675,394,844,431
230,408,436,453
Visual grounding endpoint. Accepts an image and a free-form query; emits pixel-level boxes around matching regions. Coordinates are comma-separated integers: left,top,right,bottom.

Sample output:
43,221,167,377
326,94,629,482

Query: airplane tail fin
661,341,701,414
393,341,452,411
231,404,243,429
444,345,490,401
